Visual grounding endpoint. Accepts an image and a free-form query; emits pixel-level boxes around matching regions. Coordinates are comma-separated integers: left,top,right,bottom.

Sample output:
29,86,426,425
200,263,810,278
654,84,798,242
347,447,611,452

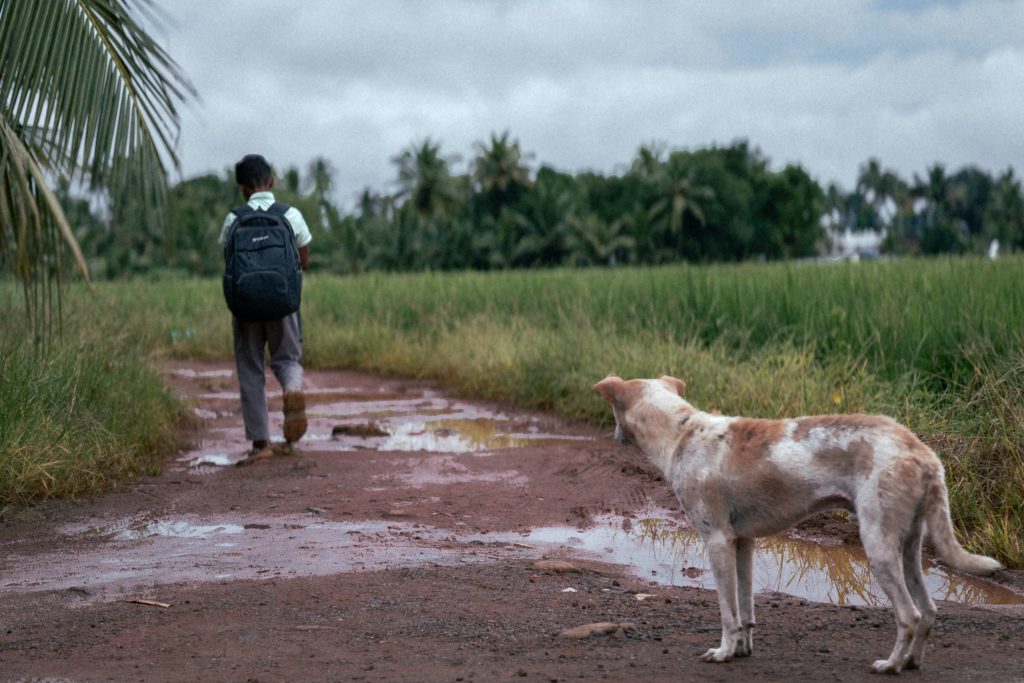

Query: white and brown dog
594,375,1003,674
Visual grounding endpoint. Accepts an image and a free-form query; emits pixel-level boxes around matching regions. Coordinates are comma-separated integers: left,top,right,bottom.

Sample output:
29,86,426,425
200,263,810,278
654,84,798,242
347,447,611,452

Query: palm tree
305,157,336,202
564,213,635,267
510,182,573,267
984,169,1024,251
471,131,532,215
913,164,967,254
392,139,463,219
647,158,714,256
630,143,666,179
1,0,194,333
913,164,951,226
631,149,713,247
301,156,337,231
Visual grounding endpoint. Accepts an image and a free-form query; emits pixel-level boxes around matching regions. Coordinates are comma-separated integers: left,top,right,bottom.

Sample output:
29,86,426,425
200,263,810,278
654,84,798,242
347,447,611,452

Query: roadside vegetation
0,301,184,511
1,0,191,515
3,256,1022,566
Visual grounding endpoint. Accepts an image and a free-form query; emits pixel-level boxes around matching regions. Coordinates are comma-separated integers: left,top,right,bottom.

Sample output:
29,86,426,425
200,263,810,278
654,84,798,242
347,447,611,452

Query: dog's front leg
735,537,755,657
701,535,744,663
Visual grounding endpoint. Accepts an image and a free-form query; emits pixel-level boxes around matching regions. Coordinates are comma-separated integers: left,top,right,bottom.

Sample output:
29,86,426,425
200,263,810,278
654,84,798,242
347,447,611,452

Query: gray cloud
159,0,1024,205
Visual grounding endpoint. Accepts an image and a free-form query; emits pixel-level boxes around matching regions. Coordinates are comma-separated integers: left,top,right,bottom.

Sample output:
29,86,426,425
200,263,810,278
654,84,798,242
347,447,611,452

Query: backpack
222,202,302,321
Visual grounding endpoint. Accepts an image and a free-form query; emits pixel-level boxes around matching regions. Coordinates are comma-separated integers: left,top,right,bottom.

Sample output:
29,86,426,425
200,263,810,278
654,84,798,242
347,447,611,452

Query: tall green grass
0,292,185,511
3,257,1021,565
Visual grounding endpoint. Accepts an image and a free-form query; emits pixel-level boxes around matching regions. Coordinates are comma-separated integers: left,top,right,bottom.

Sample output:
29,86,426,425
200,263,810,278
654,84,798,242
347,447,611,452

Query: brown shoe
283,390,308,443
237,441,274,467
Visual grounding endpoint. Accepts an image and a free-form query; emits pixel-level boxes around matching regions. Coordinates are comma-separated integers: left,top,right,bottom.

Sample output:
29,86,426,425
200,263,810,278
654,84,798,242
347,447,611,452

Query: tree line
62,134,1024,279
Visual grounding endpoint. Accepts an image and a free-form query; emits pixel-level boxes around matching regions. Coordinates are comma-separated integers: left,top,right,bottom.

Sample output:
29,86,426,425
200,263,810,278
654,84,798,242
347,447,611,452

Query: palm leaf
0,0,195,332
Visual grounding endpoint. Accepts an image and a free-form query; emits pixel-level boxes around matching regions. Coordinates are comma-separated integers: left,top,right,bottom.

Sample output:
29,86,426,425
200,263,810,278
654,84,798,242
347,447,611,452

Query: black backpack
222,202,302,321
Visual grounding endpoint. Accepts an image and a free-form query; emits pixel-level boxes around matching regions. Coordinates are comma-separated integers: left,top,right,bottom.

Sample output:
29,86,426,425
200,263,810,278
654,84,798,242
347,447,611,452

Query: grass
0,291,186,512
2,256,1022,566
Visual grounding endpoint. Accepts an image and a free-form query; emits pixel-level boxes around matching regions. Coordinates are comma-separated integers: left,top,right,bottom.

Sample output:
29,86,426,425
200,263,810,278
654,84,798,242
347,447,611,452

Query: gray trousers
232,312,303,442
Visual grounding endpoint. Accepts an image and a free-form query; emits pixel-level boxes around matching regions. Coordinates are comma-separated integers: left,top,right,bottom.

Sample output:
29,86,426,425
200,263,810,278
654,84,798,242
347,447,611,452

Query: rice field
2,256,1022,564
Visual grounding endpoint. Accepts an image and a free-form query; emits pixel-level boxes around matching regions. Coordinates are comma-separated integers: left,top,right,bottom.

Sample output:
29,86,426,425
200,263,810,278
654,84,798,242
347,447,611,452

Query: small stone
559,622,635,639
532,559,579,573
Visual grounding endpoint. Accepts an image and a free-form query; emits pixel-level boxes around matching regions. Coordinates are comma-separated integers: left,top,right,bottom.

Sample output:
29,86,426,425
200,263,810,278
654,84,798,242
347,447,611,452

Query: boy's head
235,154,274,197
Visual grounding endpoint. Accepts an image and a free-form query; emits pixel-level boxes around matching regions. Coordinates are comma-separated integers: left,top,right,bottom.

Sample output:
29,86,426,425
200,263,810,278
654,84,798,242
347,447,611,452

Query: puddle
377,455,530,488
5,511,1017,610
513,515,1023,607
111,520,246,541
2,515,516,601
173,377,597,468
187,453,239,467
366,419,588,453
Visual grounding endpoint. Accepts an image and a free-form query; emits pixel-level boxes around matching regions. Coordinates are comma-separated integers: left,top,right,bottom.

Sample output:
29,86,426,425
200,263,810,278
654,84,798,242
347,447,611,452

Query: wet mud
1,361,1022,682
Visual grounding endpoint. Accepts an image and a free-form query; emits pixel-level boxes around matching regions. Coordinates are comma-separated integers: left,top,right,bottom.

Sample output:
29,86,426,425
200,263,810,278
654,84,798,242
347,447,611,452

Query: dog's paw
701,647,734,663
870,658,902,675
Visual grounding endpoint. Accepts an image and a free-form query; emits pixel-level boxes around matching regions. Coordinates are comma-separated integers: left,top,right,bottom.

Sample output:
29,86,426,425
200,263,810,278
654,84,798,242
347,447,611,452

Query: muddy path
1,361,1022,682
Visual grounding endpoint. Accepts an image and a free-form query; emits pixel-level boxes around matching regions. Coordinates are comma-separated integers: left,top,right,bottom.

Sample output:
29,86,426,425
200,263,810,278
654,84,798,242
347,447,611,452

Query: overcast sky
158,0,1024,206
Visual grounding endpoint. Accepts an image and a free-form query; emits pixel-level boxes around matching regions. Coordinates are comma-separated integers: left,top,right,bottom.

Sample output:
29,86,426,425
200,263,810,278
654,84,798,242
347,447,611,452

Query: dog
594,375,1003,674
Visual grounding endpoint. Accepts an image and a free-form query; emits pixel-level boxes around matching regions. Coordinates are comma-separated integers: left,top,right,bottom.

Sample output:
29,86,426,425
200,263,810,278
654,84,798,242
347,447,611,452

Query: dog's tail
925,469,1003,575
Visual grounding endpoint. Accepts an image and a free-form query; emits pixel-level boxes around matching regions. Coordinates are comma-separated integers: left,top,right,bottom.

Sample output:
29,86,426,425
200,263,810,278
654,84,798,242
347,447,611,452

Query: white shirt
219,191,313,248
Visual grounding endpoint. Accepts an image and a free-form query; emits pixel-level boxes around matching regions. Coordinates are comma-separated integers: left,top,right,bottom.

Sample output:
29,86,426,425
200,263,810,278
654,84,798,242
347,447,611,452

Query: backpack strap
226,202,295,242
267,202,296,237
225,205,255,244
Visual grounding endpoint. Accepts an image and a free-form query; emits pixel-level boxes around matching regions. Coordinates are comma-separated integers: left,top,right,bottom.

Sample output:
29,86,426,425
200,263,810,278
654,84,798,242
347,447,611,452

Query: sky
157,0,1024,207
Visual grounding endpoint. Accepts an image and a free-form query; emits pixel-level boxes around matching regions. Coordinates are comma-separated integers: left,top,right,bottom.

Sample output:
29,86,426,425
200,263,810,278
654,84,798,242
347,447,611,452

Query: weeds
0,304,185,511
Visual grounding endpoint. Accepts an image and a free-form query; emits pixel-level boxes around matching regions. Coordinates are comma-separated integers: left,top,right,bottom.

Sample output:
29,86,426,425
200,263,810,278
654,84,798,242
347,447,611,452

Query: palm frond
1,0,195,185
0,0,195,336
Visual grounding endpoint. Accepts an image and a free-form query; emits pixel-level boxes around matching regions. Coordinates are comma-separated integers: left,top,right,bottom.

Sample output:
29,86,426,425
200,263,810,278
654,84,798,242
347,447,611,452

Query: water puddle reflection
187,453,240,467
5,512,1018,609
516,515,1022,607
349,418,589,453
111,520,245,541
175,379,596,468
4,516,500,600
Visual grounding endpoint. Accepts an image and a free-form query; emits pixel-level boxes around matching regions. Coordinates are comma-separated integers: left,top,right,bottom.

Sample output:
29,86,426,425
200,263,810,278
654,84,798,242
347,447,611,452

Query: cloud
159,0,1024,204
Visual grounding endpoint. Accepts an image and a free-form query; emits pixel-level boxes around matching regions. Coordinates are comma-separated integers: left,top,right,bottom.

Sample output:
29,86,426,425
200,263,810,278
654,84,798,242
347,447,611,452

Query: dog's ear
659,375,686,397
593,376,625,405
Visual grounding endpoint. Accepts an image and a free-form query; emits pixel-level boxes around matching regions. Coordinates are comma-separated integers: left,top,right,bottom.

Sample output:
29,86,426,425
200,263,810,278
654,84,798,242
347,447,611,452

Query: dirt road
2,362,1022,682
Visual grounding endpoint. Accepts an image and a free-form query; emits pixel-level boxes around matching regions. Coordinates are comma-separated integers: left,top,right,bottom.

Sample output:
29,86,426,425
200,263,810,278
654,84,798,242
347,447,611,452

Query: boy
219,154,312,464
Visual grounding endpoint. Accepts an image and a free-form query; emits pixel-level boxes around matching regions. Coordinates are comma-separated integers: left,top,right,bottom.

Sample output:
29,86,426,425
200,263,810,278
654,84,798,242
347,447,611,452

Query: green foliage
53,138,865,279
57,135,1024,280
0,301,185,508
0,0,195,334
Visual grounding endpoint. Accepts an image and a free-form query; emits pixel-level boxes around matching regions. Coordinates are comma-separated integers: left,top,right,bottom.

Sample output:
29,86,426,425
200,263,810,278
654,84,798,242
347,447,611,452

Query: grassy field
2,257,1022,565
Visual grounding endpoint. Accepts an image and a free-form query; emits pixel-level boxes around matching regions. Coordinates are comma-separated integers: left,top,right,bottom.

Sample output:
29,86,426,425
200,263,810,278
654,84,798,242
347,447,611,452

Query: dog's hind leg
735,537,755,657
902,518,936,670
860,522,921,674
700,535,745,663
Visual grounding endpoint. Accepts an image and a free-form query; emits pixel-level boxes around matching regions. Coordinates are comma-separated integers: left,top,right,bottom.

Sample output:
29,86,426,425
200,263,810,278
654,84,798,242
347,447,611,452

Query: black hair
235,154,273,189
